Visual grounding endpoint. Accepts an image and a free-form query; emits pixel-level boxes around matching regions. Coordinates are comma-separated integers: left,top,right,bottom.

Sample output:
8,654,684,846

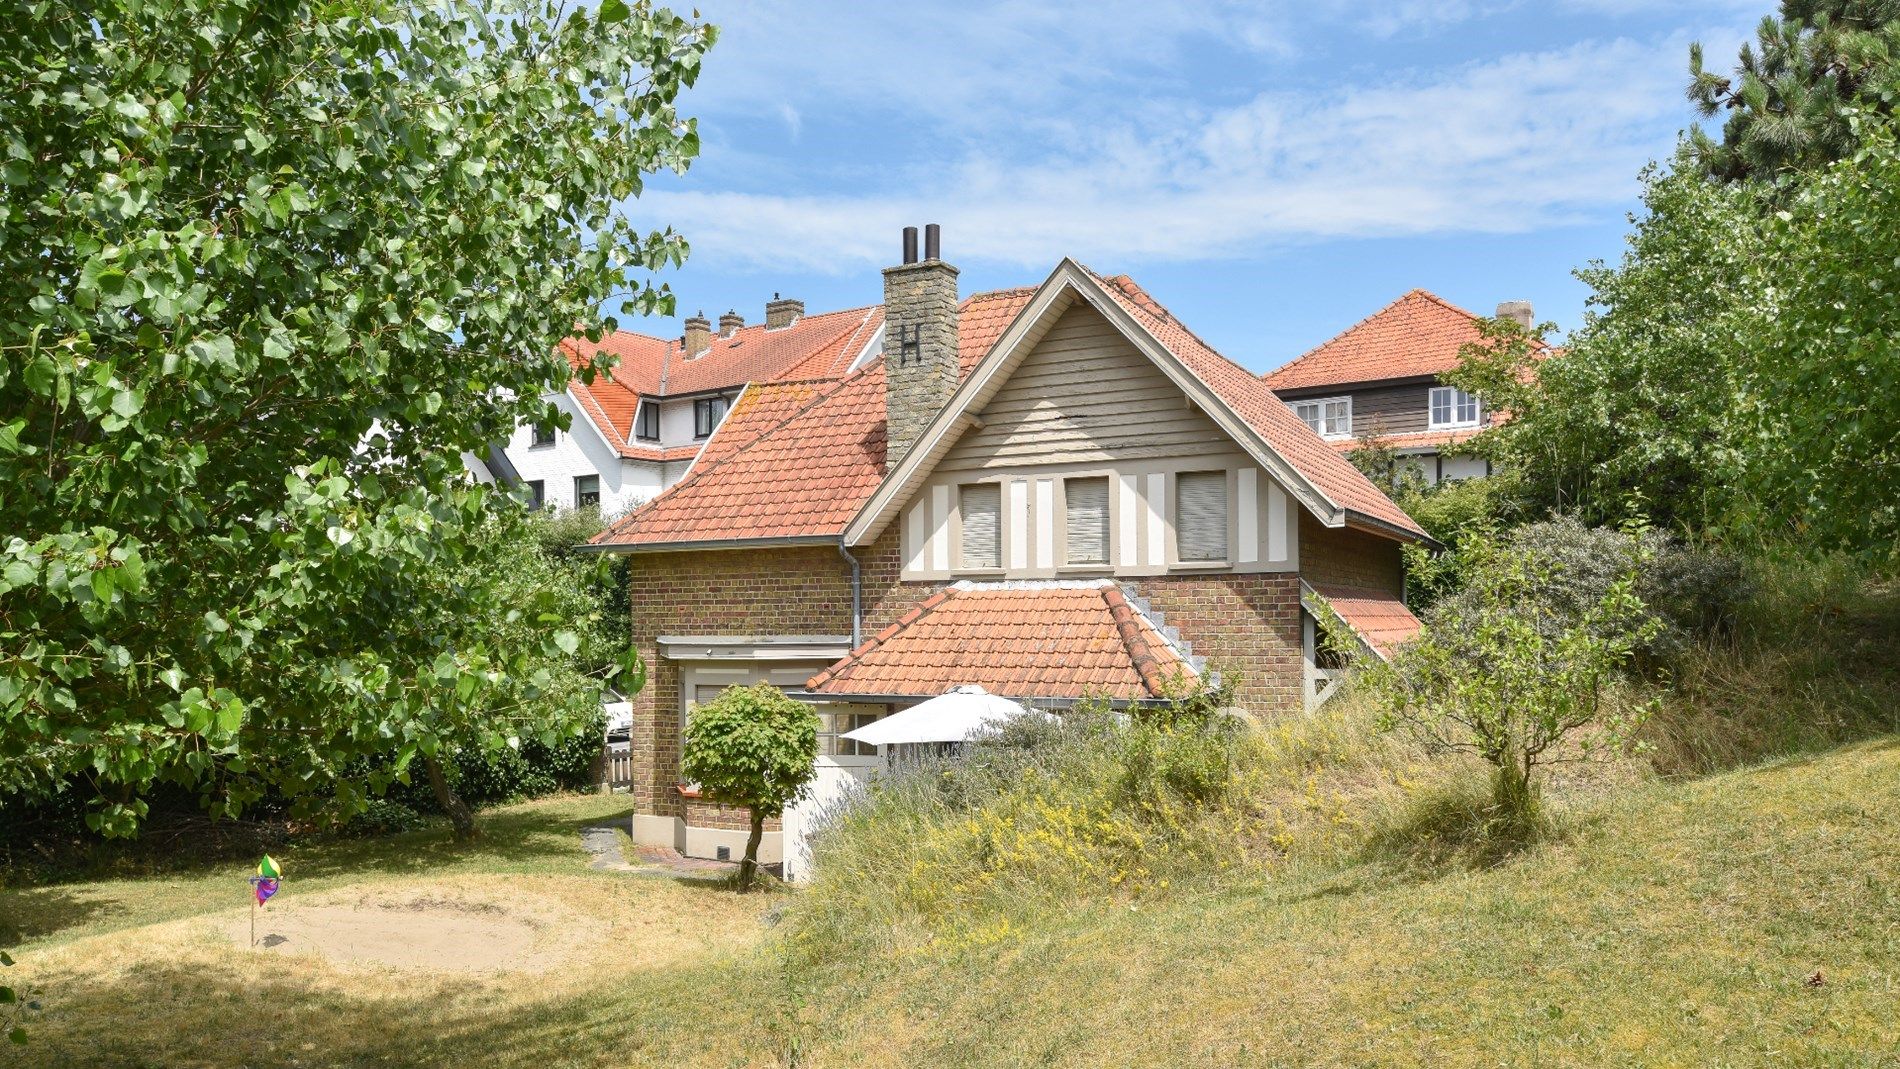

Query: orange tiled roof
804,581,1192,700
1310,584,1421,659
1263,289,1543,393
594,270,1428,547
554,307,880,458
593,288,1036,546
1087,272,1427,540
1322,422,1499,455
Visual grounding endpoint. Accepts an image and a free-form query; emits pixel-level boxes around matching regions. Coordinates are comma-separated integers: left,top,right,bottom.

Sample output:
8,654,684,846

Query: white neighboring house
468,297,887,514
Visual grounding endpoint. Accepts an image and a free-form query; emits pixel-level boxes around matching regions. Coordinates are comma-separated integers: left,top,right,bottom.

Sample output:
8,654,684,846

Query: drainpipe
837,539,862,648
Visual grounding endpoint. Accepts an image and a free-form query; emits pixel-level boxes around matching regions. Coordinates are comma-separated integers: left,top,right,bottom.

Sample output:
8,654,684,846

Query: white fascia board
843,259,1342,547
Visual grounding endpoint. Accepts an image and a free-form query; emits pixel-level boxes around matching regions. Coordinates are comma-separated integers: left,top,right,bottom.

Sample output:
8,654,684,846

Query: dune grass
7,741,1898,1067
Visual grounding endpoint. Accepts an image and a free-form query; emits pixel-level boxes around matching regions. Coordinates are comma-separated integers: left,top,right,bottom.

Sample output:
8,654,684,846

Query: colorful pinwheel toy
251,854,282,904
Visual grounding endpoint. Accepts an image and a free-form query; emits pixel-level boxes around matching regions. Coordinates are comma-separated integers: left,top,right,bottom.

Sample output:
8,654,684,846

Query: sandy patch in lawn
221,885,578,973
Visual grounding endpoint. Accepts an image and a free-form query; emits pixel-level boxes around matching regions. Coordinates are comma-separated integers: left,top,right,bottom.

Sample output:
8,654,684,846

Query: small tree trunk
737,806,765,891
423,754,480,841
1490,761,1538,836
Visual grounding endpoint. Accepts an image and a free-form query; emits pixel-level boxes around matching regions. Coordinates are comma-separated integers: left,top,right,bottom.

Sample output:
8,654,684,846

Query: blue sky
628,1,1761,374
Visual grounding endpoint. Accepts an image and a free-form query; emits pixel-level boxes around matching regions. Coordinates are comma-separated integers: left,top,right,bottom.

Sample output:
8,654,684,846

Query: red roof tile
594,288,1036,546
1263,289,1543,392
1323,424,1499,455
554,308,880,458
594,271,1427,547
804,581,1192,700
1310,584,1421,659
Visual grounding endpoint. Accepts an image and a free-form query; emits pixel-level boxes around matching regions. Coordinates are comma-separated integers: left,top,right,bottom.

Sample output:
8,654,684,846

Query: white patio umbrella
840,685,1041,747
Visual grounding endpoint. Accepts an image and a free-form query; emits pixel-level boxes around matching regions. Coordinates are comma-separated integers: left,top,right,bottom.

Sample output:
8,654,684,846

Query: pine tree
1687,1,1900,182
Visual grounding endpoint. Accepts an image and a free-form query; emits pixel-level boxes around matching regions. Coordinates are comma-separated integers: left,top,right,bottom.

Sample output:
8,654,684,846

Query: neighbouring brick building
593,227,1433,865
1263,290,1549,485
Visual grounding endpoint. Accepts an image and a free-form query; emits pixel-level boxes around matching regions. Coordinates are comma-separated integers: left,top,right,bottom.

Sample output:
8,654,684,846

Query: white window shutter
1176,470,1228,562
960,483,1001,569
1064,477,1110,565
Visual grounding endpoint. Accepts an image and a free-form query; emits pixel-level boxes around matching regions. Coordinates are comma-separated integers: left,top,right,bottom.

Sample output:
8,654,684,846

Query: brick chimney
1496,300,1534,331
718,309,744,337
764,293,804,329
883,224,959,471
683,311,711,357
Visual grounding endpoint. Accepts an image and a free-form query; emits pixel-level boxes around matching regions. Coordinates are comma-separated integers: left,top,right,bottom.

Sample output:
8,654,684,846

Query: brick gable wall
1299,511,1404,595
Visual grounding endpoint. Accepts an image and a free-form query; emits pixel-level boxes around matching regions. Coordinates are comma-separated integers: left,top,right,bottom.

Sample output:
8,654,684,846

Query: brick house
470,297,886,514
1263,290,1543,486
591,228,1434,864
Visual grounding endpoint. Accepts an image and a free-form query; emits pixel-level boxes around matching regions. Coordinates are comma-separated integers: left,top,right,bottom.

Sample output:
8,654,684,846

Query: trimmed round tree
680,684,821,890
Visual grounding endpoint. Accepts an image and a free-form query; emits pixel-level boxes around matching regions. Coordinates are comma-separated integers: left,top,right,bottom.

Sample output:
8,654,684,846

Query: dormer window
693,396,729,439
635,401,660,442
1429,386,1481,429
1293,397,1351,439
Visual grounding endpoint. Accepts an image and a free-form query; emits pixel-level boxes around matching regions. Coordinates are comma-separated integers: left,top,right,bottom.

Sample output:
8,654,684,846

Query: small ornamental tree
680,684,819,890
1366,531,1661,834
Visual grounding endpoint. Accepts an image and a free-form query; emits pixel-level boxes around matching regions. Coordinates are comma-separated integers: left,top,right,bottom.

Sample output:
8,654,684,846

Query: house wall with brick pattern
1129,572,1304,716
1298,512,1405,595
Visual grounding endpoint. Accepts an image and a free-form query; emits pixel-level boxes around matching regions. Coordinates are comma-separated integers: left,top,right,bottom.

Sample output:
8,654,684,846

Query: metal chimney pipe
901,226,919,265
924,223,941,261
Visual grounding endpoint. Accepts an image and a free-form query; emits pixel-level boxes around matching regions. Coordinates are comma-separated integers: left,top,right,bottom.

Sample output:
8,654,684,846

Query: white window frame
1428,386,1482,430
634,400,660,442
1292,396,1353,439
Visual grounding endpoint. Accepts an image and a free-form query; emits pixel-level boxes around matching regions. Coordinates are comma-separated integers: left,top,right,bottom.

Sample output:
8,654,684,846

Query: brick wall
625,533,942,829
1299,512,1405,595
1132,572,1304,717
626,545,855,826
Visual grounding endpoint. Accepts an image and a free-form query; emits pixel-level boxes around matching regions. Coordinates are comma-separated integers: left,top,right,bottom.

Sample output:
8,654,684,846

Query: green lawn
5,743,1899,1067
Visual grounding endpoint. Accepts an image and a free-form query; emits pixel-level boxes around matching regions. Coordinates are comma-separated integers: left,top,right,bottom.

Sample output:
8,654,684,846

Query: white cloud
647,34,1710,273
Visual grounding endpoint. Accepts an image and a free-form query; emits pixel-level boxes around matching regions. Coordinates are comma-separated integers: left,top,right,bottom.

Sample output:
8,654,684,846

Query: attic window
635,401,659,442
1064,477,1110,566
959,483,1002,570
1175,470,1229,563
1293,397,1351,438
693,396,729,439
1429,386,1481,429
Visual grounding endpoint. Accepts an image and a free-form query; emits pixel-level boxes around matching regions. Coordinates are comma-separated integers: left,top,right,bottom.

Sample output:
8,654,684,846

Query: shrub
681,684,820,890
1367,530,1661,835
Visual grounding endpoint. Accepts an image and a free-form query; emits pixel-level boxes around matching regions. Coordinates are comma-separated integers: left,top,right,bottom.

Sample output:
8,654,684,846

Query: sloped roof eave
841,261,1347,548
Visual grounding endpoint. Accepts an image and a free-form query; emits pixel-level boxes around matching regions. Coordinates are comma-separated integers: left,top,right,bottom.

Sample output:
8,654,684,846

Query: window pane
1064,477,1110,565
960,483,1001,569
1458,391,1480,424
1294,401,1322,433
1429,388,1452,427
1324,399,1350,436
636,402,659,441
575,475,600,509
1176,470,1228,562
526,480,545,509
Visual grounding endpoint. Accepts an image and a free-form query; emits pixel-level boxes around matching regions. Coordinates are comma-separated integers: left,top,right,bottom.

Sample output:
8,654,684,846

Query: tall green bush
1367,531,1661,835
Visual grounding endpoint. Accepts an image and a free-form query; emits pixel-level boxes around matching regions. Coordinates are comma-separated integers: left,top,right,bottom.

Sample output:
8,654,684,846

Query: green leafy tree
1739,115,1900,555
1,0,709,834
1453,166,1773,534
1688,1,1900,183
680,684,820,890
1368,531,1661,833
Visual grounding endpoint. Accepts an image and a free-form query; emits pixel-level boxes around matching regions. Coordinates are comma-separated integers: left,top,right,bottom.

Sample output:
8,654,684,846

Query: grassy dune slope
796,740,1900,1068
4,744,1898,1068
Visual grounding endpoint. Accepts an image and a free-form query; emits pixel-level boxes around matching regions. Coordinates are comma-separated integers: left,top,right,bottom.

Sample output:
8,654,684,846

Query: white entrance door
781,755,879,884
